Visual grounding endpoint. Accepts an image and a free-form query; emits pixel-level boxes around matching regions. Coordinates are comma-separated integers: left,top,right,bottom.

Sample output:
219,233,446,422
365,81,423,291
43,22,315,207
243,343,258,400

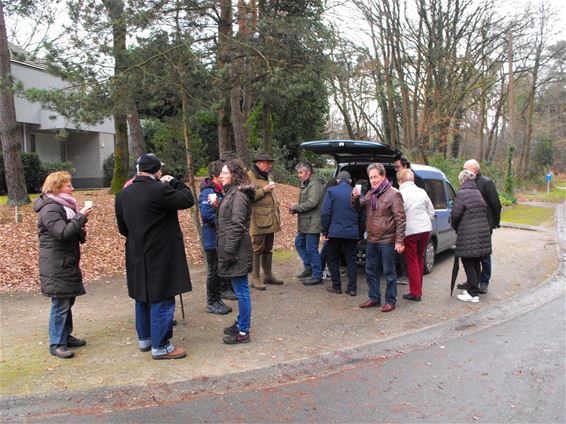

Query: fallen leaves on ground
0,181,300,293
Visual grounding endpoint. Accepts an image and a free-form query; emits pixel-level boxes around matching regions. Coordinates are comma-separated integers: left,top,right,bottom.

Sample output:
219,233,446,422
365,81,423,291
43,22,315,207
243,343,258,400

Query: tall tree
0,2,28,205
102,0,130,192
216,0,233,155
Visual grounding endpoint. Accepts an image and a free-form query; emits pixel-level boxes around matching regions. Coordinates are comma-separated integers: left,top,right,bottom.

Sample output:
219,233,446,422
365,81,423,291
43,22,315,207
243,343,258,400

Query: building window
30,134,36,153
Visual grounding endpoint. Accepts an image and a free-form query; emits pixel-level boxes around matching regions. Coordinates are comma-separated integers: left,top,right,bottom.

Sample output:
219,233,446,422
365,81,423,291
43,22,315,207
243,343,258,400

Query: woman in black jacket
217,159,255,344
451,170,492,303
33,171,92,358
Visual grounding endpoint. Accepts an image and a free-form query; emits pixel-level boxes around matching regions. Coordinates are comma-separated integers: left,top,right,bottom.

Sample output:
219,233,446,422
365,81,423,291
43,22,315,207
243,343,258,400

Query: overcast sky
6,0,566,52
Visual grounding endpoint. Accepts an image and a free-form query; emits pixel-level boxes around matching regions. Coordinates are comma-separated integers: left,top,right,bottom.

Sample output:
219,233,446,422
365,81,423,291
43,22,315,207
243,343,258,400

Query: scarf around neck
369,179,391,210
46,193,78,219
253,164,269,181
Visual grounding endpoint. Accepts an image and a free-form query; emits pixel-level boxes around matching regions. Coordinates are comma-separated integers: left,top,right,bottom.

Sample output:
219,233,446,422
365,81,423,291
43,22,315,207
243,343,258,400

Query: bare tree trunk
478,89,486,161
127,97,146,159
217,0,232,154
519,7,546,176
521,76,536,175
228,0,254,165
230,86,250,164
486,72,506,161
103,0,129,193
507,30,515,158
180,90,203,253
330,77,355,139
261,100,273,154
0,3,29,205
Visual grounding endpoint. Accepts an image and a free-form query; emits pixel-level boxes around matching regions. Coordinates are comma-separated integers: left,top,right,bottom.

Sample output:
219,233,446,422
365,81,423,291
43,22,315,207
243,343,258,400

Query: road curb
2,202,565,421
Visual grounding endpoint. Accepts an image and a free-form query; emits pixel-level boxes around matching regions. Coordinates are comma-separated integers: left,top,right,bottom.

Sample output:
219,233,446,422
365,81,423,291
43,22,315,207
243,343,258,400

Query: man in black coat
461,159,502,294
115,154,194,360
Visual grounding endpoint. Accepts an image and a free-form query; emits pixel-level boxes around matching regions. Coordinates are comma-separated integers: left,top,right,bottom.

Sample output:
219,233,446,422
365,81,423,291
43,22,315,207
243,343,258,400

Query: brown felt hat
253,152,274,162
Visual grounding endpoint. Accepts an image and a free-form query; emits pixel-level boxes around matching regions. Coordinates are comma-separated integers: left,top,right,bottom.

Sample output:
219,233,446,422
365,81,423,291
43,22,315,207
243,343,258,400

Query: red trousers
404,232,430,297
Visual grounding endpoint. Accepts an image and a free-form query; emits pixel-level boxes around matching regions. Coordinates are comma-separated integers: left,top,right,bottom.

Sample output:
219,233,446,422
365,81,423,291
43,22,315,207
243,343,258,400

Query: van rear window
423,179,447,209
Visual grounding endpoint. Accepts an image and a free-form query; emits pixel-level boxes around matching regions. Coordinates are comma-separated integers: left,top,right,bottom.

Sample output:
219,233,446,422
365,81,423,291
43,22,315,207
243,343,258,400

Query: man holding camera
115,153,194,360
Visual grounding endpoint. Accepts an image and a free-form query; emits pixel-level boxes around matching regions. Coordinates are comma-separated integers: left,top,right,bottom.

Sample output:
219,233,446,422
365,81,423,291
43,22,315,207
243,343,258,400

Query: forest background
1,0,565,206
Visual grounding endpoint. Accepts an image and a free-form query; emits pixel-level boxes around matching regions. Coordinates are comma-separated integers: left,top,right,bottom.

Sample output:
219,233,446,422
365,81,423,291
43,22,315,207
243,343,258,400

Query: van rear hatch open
301,140,401,164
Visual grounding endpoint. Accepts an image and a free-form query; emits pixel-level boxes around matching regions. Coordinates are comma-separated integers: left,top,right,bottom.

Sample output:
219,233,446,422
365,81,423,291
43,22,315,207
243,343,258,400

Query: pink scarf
46,193,78,219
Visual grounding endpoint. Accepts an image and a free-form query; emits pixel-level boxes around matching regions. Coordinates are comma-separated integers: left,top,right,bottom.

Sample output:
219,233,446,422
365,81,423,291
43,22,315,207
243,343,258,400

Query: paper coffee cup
208,193,217,203
355,184,362,192
84,200,93,208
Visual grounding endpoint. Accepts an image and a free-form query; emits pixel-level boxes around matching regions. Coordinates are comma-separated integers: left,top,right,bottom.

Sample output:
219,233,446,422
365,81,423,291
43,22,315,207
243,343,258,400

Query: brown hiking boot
152,347,187,360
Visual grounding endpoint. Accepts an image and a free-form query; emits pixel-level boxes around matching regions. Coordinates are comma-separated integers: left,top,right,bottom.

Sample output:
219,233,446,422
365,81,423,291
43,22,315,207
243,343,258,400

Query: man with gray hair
289,162,325,285
458,159,501,294
353,163,406,313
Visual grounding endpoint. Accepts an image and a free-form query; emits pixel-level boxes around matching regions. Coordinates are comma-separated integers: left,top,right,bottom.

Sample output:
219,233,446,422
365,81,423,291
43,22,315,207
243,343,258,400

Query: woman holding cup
33,171,92,359
216,159,255,344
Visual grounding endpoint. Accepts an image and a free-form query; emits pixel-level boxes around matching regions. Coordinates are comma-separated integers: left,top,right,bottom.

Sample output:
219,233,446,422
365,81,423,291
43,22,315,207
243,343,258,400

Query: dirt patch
0,183,300,293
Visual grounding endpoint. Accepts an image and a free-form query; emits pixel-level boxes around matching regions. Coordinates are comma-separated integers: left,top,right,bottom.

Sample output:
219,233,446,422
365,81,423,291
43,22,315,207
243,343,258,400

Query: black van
301,140,457,274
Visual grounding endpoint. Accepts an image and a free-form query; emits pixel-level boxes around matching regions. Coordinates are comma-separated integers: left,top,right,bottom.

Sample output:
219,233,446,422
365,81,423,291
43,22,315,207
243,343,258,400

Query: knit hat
137,154,163,174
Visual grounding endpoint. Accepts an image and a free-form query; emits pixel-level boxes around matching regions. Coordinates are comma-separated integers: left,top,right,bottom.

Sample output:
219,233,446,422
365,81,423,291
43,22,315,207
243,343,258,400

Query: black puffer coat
451,180,492,258
217,184,255,278
33,196,88,298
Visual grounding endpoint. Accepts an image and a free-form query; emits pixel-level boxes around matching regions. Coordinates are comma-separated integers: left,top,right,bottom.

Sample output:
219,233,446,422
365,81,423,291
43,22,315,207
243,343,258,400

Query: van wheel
424,239,435,274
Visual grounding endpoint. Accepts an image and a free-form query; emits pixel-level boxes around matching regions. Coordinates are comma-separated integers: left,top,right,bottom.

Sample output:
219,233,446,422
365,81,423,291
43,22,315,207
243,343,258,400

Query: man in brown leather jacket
247,152,284,290
353,163,406,313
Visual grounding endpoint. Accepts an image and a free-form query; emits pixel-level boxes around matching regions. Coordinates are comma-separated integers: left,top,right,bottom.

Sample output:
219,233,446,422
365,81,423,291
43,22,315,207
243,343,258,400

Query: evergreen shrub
0,152,66,194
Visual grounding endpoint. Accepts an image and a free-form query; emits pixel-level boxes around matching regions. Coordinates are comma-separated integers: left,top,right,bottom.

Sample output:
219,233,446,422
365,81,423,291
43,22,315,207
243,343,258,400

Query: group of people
34,151,500,360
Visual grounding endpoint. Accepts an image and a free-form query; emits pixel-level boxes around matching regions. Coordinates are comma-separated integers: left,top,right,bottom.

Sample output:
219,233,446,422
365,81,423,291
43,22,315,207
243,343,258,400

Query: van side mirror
448,199,454,209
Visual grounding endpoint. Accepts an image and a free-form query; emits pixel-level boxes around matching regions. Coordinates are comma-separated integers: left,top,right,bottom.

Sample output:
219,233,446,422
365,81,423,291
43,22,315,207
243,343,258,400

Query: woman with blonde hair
33,171,92,358
397,168,435,301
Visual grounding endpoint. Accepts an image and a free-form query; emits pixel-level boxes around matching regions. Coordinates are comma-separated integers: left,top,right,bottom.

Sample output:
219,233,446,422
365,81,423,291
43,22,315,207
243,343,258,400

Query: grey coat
217,184,256,278
451,180,492,258
292,174,325,234
33,196,88,298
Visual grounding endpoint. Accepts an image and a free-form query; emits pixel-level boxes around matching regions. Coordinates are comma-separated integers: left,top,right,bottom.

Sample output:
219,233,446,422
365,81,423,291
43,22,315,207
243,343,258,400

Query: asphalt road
27,294,565,423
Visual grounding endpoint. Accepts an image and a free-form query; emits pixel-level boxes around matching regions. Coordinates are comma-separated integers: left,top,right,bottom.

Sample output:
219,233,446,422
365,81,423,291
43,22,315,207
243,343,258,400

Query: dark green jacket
292,174,325,234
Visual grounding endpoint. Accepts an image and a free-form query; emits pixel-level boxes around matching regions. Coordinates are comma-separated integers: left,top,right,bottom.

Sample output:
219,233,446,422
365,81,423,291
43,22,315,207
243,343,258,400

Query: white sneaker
397,275,409,285
457,290,479,303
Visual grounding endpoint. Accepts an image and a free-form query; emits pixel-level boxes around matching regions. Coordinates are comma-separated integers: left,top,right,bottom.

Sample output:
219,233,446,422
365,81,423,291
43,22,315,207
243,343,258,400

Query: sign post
546,172,552,195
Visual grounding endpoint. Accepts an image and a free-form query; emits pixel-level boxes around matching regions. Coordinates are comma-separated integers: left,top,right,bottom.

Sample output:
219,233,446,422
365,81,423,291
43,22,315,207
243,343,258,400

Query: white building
10,44,115,188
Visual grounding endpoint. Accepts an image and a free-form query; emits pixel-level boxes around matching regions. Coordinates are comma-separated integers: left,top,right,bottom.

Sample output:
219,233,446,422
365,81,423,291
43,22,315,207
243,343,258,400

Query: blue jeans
232,275,251,333
135,298,176,356
480,255,491,284
295,232,322,278
365,242,397,305
49,297,75,347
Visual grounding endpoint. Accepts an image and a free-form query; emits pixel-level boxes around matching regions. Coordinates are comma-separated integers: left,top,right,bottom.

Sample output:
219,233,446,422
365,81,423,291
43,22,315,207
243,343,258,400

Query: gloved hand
225,252,237,265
